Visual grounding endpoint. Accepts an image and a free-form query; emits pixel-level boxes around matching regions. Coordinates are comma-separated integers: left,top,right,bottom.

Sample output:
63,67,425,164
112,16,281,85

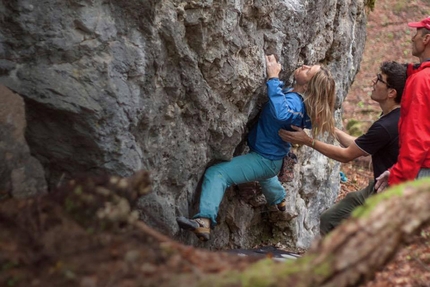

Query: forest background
340,0,430,285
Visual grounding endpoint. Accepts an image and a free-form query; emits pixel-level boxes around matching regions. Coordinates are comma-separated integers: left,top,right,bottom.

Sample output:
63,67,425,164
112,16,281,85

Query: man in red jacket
375,16,430,191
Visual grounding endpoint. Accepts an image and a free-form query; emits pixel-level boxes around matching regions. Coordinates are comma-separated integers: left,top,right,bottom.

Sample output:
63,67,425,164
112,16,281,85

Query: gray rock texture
0,0,368,249
0,85,47,198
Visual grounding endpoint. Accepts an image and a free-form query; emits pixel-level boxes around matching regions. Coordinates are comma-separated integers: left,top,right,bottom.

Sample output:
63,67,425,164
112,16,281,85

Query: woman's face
294,65,321,86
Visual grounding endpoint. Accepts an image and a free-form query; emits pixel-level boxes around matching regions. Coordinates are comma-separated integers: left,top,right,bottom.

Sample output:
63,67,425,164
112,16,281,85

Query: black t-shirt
355,108,400,179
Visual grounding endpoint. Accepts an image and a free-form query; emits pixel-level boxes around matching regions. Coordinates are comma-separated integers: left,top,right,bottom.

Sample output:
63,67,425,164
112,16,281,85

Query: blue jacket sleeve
266,78,302,122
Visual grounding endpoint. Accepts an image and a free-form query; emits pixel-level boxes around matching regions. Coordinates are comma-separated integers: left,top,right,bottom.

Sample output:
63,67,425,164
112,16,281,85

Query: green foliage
239,259,278,287
1,261,19,272
346,119,359,130
421,229,430,239
393,0,408,13
201,253,335,287
360,108,378,115
65,197,78,213
345,119,364,137
365,0,376,11
386,32,394,40
352,186,402,218
7,277,19,287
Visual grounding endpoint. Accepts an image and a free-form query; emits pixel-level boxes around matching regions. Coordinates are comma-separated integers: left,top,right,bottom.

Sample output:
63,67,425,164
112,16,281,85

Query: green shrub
346,119,365,137
365,0,376,11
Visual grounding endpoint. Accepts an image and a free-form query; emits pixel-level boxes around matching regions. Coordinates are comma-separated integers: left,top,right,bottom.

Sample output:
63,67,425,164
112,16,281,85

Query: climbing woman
177,54,336,241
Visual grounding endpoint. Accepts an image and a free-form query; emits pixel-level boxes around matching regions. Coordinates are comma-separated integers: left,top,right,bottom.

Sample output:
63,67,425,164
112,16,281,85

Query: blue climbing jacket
248,78,312,160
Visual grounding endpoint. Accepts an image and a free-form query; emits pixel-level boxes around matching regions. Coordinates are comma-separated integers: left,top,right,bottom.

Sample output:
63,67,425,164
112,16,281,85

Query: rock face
0,85,47,198
0,0,368,249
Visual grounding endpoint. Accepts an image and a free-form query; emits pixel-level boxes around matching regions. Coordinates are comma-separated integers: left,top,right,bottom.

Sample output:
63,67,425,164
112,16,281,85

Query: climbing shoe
277,198,287,212
176,216,210,242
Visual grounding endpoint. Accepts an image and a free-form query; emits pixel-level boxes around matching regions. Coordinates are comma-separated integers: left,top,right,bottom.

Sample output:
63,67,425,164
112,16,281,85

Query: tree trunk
199,179,430,287
1,172,429,287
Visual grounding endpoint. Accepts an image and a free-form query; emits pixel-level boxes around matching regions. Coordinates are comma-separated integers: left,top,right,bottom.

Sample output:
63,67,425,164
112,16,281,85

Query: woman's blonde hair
303,65,336,138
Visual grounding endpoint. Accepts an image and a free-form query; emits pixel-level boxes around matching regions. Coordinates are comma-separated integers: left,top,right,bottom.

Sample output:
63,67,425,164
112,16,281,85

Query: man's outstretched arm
278,126,367,163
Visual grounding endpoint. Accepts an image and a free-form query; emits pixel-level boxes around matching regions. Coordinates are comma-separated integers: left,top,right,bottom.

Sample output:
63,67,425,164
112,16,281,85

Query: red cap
408,16,430,30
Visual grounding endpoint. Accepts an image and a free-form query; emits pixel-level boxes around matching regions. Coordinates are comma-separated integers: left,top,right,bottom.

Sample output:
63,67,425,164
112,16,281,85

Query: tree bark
202,179,430,287
1,172,429,287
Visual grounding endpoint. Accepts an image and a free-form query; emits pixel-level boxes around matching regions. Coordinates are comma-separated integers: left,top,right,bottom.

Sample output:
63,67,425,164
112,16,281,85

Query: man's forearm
335,128,357,148
307,138,356,163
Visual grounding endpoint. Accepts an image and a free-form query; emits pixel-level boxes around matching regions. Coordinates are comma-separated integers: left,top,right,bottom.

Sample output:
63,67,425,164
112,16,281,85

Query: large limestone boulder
0,0,368,249
0,85,47,198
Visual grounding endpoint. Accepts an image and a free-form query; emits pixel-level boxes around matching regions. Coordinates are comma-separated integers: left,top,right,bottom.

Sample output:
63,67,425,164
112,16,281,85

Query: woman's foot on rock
176,216,210,241
277,198,287,212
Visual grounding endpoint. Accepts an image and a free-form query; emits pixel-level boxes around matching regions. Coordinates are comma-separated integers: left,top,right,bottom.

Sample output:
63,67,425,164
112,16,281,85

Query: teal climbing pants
193,152,285,227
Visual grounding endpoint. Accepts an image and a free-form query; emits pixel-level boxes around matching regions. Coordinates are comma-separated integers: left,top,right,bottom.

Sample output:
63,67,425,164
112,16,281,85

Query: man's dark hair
380,61,407,104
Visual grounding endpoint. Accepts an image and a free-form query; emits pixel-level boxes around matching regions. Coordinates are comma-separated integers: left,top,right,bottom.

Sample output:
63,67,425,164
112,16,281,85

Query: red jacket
389,61,430,185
